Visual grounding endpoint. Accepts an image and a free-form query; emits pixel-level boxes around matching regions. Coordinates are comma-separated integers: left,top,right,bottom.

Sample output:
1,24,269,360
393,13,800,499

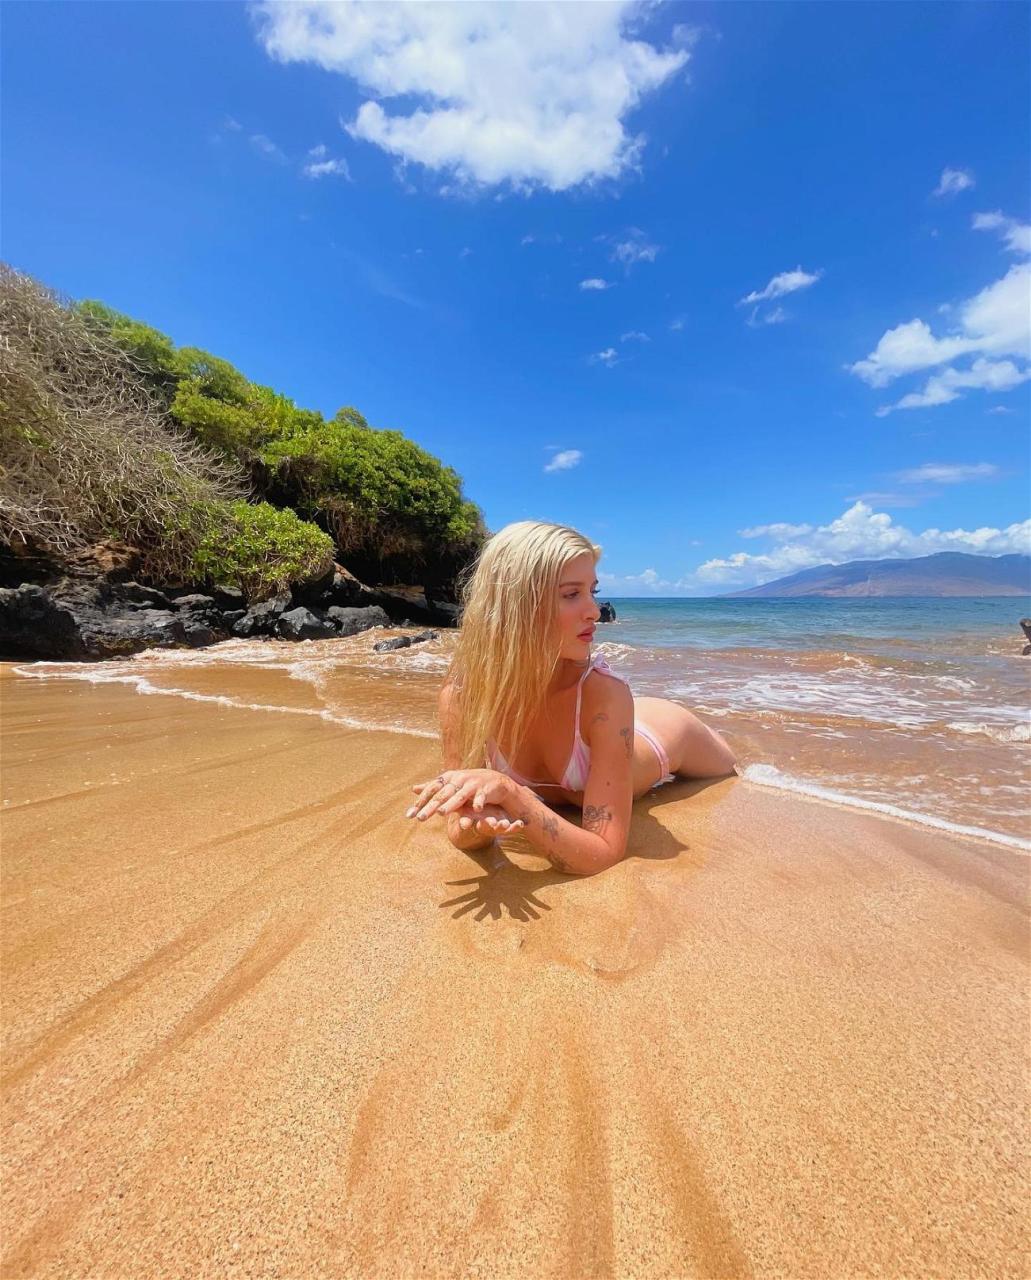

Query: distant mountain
721,552,1031,598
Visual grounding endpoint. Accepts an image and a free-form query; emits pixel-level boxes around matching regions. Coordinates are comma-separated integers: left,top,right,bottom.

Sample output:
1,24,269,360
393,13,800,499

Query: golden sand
2,668,1028,1278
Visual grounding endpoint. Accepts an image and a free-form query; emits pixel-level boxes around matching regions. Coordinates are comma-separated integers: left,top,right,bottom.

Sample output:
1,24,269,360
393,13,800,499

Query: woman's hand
450,802,525,837
405,768,516,823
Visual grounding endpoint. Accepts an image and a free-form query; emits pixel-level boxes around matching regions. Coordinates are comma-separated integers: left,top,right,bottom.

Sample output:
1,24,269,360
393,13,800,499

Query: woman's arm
503,677,635,876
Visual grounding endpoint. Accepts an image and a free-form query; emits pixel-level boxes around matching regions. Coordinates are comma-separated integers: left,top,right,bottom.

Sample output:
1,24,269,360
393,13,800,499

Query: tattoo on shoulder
618,725,633,759
582,804,612,834
590,710,610,726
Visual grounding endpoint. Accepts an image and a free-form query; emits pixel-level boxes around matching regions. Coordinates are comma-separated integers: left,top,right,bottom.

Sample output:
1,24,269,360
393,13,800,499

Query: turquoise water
591,596,1030,848
602,596,1031,659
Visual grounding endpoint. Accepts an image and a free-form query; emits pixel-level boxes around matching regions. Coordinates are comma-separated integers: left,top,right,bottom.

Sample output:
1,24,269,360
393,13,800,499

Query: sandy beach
2,662,1028,1278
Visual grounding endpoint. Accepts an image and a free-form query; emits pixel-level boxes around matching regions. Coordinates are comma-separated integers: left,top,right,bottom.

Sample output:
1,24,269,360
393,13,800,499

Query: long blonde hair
447,520,602,770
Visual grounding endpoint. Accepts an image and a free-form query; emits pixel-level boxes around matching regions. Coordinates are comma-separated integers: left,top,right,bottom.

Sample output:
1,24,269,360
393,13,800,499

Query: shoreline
7,643,1030,854
2,670,1028,1277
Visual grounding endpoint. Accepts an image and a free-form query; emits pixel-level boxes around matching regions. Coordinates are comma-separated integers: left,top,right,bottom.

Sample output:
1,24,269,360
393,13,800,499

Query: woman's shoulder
582,657,632,712
581,659,633,749
586,653,631,688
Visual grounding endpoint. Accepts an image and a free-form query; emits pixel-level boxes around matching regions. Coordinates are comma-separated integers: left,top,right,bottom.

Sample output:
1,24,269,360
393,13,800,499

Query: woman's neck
546,654,591,694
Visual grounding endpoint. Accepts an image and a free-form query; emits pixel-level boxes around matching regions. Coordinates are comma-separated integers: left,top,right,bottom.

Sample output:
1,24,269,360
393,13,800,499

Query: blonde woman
405,521,736,876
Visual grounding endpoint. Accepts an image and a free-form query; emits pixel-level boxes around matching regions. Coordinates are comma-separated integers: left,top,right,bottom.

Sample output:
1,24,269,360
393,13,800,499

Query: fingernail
405,807,415,817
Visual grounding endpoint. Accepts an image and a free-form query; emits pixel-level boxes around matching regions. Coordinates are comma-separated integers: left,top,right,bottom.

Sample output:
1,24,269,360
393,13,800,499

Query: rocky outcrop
0,557,461,661
373,630,440,653
0,581,190,660
276,607,338,641
0,542,617,662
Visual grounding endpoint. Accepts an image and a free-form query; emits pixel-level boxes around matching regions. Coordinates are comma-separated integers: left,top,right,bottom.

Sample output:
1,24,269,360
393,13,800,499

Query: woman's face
555,552,602,661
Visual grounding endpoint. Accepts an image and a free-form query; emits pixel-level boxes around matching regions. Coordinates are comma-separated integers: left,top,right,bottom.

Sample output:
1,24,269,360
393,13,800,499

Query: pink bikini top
485,652,630,793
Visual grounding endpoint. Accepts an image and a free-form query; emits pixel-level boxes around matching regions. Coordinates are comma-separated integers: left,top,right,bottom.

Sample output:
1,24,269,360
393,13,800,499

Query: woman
405,521,736,876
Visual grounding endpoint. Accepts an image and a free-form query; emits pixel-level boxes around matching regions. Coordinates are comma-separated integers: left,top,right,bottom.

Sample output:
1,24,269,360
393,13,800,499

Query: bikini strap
572,656,595,746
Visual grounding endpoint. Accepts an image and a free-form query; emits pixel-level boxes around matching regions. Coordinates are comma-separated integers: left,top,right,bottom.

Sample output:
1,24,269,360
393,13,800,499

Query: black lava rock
373,636,413,652
326,605,391,637
276,607,336,640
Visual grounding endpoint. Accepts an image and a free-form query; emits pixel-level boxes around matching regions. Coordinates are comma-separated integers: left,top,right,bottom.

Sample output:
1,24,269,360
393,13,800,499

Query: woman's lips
578,630,595,640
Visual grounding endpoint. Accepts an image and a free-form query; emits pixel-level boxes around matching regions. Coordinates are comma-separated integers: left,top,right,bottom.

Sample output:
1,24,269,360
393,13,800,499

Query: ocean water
599,596,1031,847
9,596,1030,850
602,595,1031,658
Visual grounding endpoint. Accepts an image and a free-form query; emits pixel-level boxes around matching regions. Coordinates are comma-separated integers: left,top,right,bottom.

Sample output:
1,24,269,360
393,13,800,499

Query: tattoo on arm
619,725,633,759
582,804,612,835
519,792,576,873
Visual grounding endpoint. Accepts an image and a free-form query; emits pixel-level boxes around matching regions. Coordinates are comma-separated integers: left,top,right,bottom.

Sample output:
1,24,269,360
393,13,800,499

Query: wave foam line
743,763,1031,853
11,664,437,740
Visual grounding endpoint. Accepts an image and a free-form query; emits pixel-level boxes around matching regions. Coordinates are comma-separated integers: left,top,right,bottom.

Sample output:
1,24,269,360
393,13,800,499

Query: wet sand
2,668,1028,1278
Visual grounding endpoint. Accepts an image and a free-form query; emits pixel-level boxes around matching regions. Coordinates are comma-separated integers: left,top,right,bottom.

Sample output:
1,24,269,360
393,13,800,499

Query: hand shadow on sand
439,776,730,924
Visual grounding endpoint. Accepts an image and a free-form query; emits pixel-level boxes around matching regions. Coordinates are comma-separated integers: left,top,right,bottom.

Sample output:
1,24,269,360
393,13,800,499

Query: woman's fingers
406,774,455,819
406,779,439,808
455,807,524,834
415,780,469,821
438,781,477,815
405,770,510,822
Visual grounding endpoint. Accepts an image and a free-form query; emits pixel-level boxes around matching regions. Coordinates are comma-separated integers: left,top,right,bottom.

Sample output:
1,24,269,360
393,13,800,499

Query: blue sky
4,0,1029,595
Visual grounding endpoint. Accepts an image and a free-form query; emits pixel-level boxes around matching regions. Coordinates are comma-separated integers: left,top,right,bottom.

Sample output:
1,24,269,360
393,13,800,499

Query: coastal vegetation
0,264,485,601
74,293,486,591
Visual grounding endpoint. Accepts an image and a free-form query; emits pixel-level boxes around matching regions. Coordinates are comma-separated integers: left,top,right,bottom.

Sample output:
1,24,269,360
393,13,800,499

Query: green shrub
63,290,487,586
261,418,480,559
186,501,334,601
75,300,181,399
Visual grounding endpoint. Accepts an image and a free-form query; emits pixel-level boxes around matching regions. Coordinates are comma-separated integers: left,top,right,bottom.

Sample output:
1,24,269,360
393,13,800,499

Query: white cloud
973,210,1031,256
893,462,1000,485
987,405,1013,415
608,227,660,268
739,521,814,540
459,246,473,259
589,347,619,366
597,567,680,595
544,449,582,473
303,143,352,179
620,330,649,342
250,132,287,161
746,304,789,327
252,1,688,193
601,503,1030,594
850,243,1031,413
876,357,1030,415
692,501,1031,587
579,278,613,291
932,166,975,198
851,264,1031,383
669,316,685,332
738,266,822,306
843,491,926,509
